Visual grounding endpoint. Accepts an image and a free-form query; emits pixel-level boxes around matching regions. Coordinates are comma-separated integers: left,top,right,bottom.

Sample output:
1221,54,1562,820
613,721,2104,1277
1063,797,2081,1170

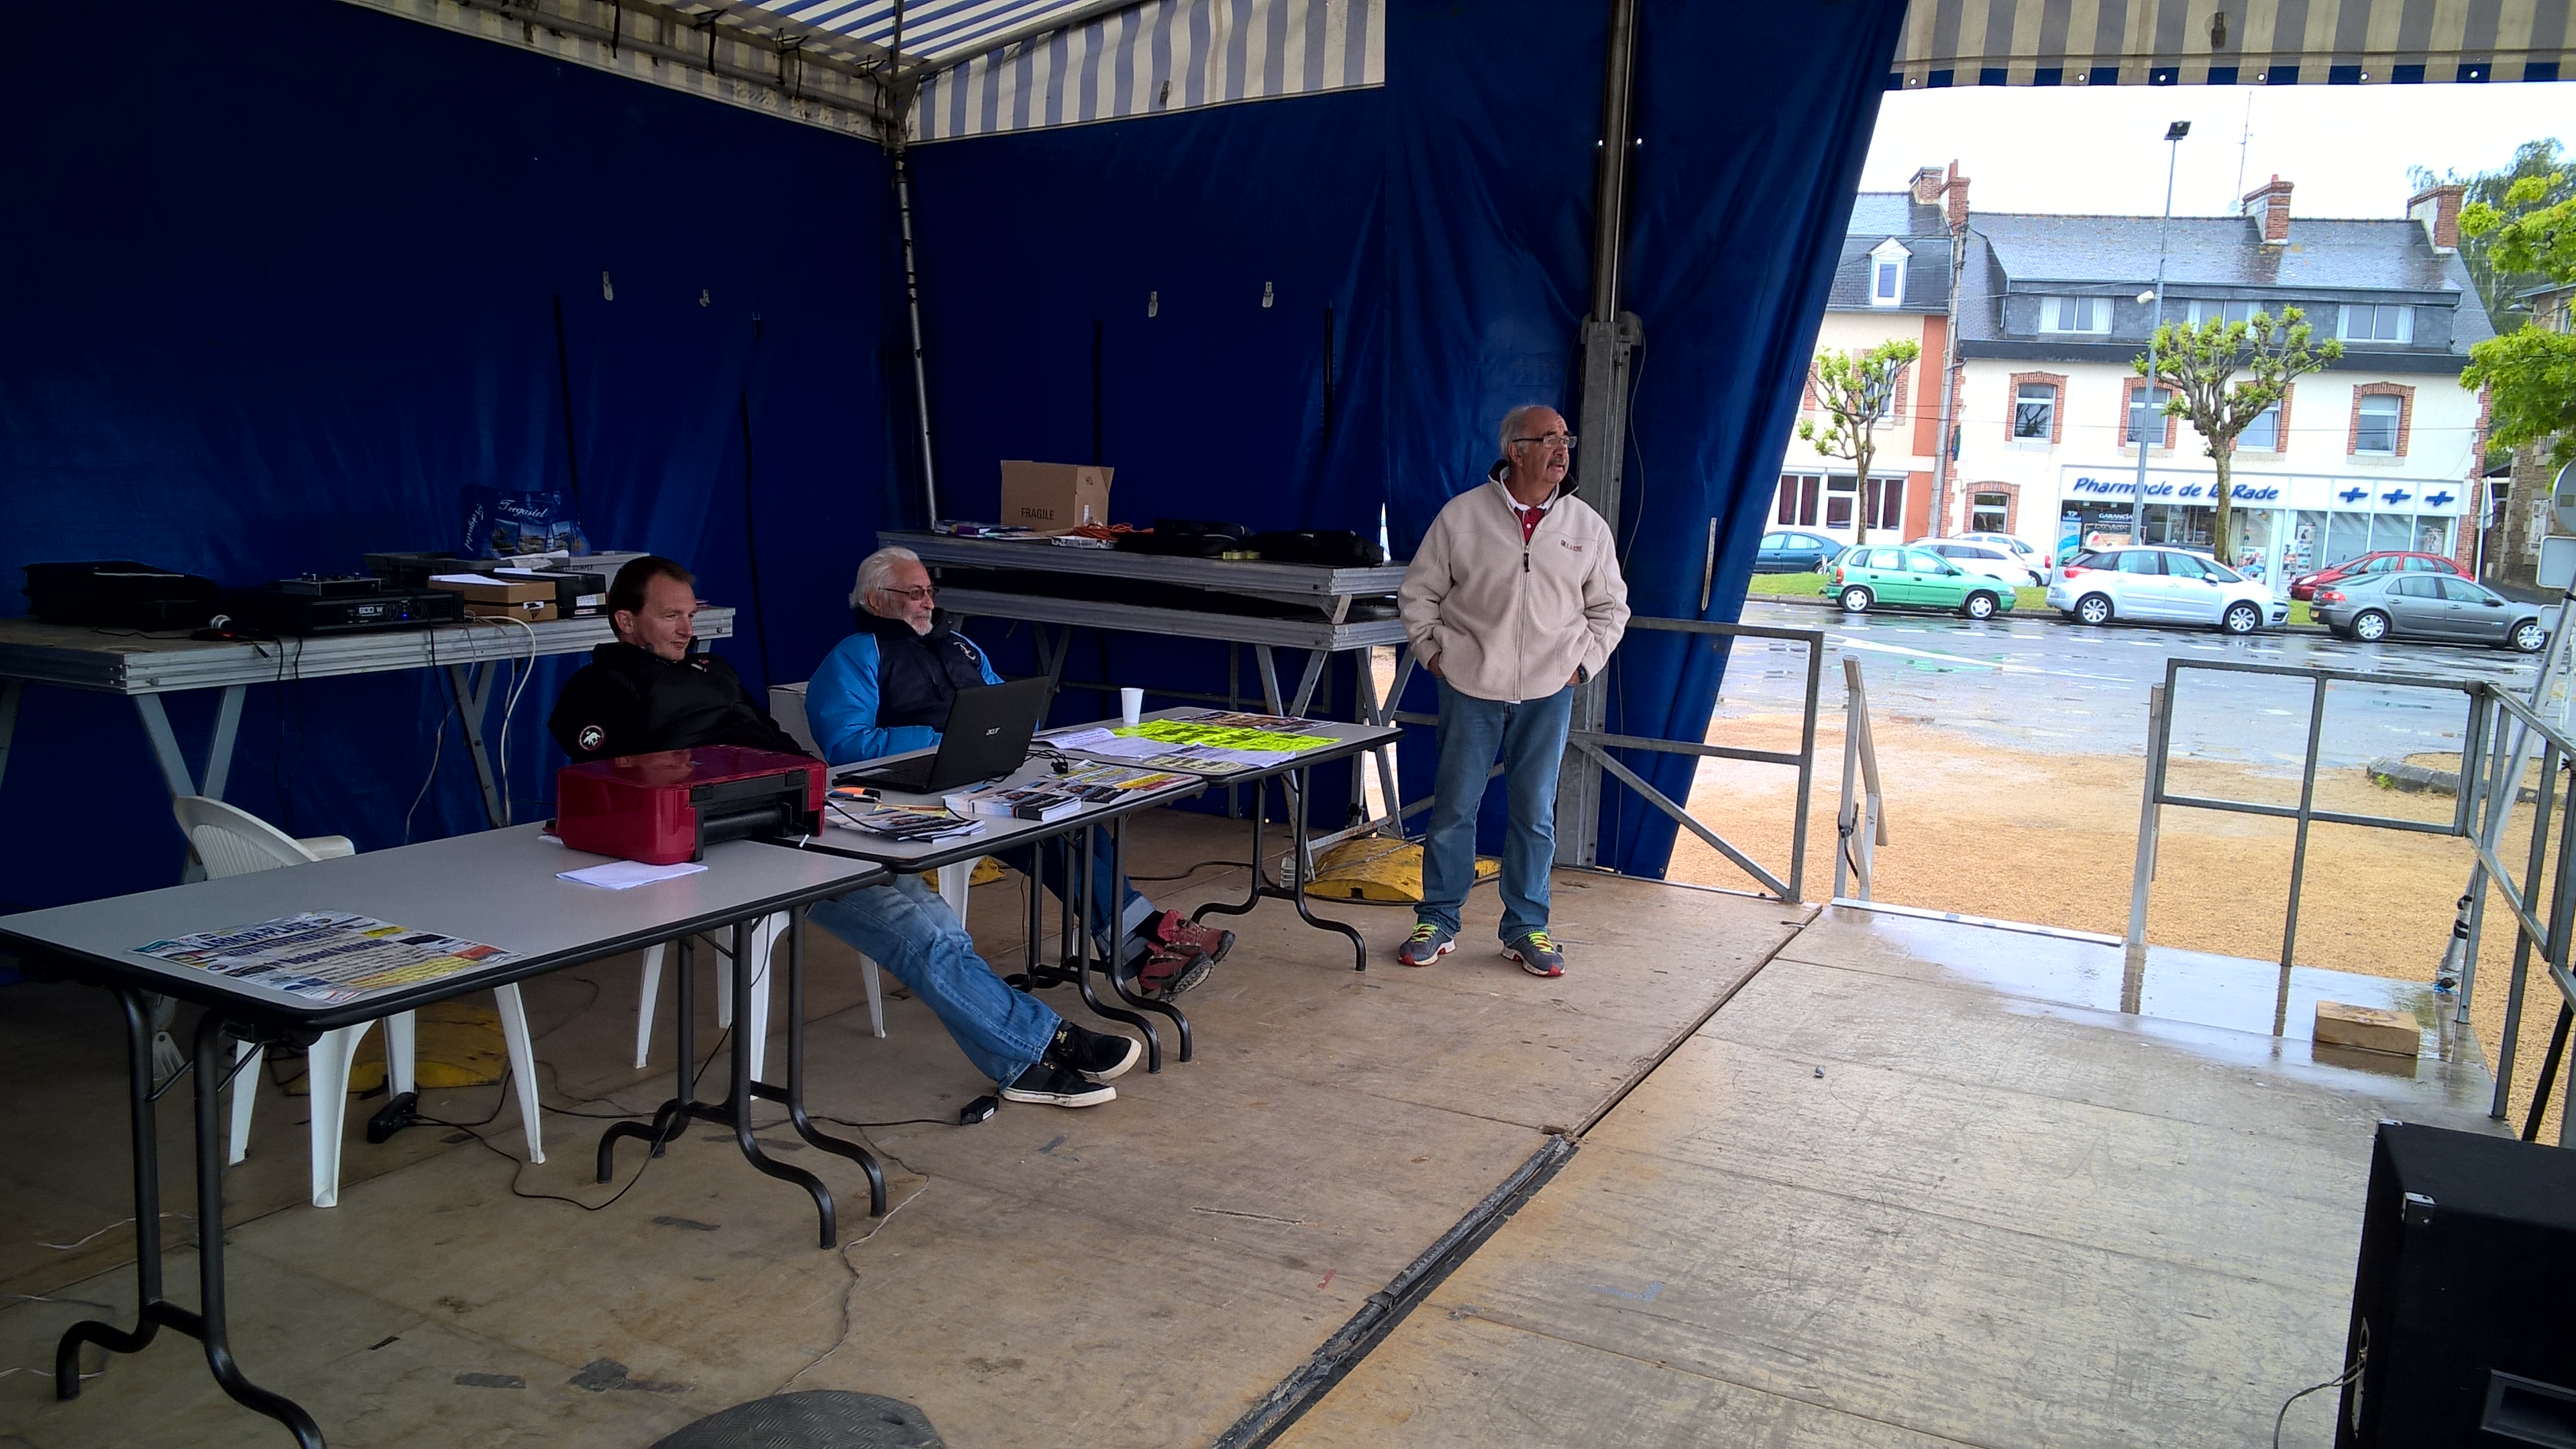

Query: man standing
1396,406,1629,977
805,545,1232,997
549,556,1142,1108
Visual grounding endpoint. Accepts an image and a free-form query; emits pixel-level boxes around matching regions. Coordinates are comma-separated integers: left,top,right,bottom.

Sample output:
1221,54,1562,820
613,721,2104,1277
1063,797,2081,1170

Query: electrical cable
2271,1354,2363,1448
415,1025,732,1214
402,702,453,847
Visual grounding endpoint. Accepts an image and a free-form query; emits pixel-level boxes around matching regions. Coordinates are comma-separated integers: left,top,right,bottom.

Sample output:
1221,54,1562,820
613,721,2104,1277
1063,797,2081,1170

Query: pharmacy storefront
2055,466,2470,588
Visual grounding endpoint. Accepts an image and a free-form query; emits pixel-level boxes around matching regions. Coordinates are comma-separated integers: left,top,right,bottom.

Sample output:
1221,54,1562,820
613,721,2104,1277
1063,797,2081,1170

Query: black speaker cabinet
2339,1122,2576,1446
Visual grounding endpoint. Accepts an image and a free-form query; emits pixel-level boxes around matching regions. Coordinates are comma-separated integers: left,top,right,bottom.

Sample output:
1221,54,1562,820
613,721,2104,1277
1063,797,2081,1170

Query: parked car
1827,545,2019,620
1911,539,2041,588
2288,550,2463,602
2046,546,2287,635
1754,529,1845,574
1949,531,2052,583
2312,572,2548,651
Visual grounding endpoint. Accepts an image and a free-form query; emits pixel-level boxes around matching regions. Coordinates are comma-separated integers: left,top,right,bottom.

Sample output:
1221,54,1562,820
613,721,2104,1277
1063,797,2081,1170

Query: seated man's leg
808,874,1140,1105
989,837,1227,998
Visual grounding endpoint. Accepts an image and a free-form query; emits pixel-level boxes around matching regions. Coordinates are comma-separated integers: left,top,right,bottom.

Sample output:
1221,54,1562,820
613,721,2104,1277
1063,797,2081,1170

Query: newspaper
133,912,517,1006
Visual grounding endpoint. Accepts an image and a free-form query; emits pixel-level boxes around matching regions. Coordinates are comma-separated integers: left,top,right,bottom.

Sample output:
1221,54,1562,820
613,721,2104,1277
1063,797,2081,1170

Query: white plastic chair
176,798,545,1208
627,865,965,1078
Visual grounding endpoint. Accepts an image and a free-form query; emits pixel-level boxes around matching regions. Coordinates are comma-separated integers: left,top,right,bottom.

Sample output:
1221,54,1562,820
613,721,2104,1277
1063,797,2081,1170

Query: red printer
555,747,824,865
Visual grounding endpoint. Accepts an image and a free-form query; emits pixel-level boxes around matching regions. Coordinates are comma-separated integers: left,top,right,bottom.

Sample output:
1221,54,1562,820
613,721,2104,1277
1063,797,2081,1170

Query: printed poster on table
133,912,518,1005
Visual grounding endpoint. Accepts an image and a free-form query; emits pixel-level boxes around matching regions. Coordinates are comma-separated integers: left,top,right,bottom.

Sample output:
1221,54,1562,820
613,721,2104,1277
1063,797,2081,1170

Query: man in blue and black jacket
806,545,1232,997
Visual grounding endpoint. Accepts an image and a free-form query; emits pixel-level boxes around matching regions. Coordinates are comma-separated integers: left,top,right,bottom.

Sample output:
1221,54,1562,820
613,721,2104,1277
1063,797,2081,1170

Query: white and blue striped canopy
1892,0,2573,89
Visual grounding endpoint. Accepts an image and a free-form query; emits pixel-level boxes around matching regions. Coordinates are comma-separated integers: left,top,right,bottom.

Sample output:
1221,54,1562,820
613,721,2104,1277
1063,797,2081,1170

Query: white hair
1499,404,1557,458
849,545,922,608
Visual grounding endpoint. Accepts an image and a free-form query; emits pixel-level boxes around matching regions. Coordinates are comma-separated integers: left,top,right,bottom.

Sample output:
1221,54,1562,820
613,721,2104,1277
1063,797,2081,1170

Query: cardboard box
429,574,554,606
2314,1000,2420,1057
998,461,1112,533
463,599,559,623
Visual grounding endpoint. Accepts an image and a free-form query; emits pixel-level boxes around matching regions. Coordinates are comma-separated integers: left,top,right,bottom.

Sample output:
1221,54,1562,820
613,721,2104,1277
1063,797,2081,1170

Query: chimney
1941,161,1970,232
2241,174,2294,245
1911,166,1946,205
2408,182,2463,251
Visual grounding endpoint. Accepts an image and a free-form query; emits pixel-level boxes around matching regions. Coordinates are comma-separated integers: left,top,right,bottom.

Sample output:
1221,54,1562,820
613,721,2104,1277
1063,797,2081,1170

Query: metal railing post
1789,633,1822,906
2125,682,2171,967
2494,741,2560,1121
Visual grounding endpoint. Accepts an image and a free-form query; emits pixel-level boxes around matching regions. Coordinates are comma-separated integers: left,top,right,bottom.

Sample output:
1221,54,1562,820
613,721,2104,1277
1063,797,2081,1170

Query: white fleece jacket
1399,479,1631,703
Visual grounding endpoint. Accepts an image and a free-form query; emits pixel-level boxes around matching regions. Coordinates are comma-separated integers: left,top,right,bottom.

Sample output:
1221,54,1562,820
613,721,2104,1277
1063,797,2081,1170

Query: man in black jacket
548,557,1142,1108
547,557,805,761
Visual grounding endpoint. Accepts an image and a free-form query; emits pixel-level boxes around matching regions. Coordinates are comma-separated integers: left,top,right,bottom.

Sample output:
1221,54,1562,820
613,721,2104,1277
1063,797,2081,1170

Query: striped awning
1890,0,2574,88
912,0,1381,141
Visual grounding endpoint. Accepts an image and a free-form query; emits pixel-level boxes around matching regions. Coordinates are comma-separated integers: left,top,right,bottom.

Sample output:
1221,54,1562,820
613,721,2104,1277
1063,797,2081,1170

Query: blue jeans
994,831,1156,963
1419,679,1572,943
808,873,1059,1087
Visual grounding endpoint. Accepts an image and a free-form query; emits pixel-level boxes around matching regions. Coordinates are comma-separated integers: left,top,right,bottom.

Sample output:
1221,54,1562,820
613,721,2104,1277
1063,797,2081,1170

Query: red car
2289,550,2463,602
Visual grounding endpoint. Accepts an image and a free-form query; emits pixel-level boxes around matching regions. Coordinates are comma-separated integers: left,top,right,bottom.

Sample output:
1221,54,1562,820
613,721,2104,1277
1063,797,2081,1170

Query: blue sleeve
966,637,1003,686
806,635,942,766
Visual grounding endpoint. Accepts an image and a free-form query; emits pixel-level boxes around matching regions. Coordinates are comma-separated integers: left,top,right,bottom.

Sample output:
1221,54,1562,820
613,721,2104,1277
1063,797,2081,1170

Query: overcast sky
1860,84,2567,219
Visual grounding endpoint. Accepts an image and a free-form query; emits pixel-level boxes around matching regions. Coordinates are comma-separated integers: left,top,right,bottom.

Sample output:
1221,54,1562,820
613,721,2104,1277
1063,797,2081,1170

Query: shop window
2322,513,2372,567
1970,492,2010,533
1864,476,1906,532
1775,473,1825,527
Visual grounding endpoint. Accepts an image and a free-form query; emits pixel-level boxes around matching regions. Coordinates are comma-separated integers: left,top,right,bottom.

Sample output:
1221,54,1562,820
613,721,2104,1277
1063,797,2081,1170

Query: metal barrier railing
2126,657,2576,1140
1835,655,1886,902
1384,617,1832,902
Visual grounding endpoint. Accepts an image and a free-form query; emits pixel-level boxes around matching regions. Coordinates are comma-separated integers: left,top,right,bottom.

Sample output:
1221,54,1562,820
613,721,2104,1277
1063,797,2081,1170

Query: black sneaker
1002,1061,1116,1108
1047,1022,1142,1083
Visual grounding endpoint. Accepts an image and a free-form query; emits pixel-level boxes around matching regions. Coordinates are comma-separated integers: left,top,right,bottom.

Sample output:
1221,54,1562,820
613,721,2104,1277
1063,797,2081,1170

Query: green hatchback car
1825,545,2020,620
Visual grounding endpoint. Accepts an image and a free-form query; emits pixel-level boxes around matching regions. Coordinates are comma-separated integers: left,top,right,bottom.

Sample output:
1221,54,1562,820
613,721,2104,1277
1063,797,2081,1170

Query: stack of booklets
944,782,1085,823
826,802,985,843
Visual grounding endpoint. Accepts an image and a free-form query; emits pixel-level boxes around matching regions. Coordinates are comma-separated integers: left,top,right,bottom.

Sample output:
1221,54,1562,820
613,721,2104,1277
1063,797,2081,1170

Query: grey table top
881,531,1407,598
1053,709,1404,783
0,822,883,1030
0,608,739,695
788,755,1208,872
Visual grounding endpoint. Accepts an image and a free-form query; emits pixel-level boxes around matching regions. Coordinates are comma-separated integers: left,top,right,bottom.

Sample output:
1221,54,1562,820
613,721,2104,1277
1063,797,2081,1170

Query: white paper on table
1043,727,1120,749
557,859,710,890
1073,735,1174,761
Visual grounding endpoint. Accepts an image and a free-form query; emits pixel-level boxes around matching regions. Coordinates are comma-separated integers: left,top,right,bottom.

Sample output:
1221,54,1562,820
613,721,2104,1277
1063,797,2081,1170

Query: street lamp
2135,120,2188,542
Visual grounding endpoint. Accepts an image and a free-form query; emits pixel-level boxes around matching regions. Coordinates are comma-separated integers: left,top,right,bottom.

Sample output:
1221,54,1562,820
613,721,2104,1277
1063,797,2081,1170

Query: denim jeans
1418,679,1573,943
994,829,1156,962
807,873,1059,1087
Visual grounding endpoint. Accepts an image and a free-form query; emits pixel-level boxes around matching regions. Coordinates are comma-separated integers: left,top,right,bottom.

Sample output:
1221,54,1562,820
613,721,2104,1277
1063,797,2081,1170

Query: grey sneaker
1504,931,1564,978
1397,922,1455,967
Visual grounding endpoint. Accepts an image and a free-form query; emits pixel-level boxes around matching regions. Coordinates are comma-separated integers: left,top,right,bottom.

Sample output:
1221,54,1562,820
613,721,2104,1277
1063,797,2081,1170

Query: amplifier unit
227,584,464,636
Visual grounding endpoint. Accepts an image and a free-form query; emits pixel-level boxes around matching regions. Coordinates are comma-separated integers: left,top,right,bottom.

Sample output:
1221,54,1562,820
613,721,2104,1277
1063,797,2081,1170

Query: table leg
1285,764,1368,971
1099,813,1189,1062
1194,777,1269,924
772,908,886,1218
443,663,508,828
718,918,839,1248
55,989,173,1387
1064,823,1163,1071
185,1012,326,1444
1191,768,1366,972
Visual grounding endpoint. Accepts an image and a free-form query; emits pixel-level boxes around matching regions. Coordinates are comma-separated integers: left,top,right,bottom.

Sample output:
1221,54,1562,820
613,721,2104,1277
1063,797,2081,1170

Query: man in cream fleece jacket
1395,404,1630,977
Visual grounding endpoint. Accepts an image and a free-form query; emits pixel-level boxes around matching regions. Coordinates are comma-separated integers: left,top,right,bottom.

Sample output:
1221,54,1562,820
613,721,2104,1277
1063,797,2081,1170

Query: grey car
2312,572,2548,652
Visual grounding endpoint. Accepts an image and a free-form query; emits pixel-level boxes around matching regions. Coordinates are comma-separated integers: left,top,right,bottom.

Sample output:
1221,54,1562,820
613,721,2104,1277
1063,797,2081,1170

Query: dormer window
2188,300,2260,326
2039,296,2112,334
1868,239,1911,309
2339,304,2414,343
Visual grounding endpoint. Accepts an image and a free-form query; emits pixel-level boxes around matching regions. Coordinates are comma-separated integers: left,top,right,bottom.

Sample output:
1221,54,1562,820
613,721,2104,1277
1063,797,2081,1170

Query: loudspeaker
2339,1122,2576,1446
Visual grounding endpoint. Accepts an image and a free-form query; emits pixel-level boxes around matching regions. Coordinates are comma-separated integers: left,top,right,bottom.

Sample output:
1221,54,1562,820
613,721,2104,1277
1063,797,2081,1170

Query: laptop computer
833,676,1054,795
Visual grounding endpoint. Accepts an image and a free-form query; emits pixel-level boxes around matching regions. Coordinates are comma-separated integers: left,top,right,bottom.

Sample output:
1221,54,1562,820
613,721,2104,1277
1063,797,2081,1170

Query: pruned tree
2137,308,2341,553
1798,339,1921,547
2461,168,2576,470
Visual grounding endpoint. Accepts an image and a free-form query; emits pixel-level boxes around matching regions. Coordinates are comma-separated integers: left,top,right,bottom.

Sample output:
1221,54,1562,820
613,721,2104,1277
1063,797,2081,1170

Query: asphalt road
1720,598,2569,773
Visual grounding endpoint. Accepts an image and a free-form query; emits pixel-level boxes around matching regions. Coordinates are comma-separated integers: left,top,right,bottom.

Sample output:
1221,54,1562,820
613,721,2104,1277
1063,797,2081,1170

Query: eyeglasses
878,585,938,602
1512,433,1577,451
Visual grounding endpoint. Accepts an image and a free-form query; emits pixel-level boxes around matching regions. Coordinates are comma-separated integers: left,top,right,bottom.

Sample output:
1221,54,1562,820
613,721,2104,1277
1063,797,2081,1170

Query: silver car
2312,572,2547,652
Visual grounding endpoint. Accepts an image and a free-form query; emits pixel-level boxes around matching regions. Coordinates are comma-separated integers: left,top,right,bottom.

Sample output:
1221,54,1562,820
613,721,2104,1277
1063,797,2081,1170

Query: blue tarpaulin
1,0,1903,912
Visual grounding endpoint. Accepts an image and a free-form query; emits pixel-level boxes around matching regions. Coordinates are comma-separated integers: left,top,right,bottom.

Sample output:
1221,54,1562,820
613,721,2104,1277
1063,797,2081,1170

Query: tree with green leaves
2136,308,2341,552
1797,338,1921,547
2461,166,2576,470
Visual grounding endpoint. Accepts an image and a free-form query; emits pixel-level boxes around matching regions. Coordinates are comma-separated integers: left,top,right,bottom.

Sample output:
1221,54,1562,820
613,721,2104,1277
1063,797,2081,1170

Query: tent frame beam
1558,0,1642,870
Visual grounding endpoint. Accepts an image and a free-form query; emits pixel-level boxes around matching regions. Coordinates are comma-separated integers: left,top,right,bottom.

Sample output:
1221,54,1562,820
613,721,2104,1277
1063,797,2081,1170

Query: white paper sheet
557,859,710,890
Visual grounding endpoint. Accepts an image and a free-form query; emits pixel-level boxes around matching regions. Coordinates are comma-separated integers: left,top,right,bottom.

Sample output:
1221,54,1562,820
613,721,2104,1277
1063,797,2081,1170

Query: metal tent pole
886,2,941,525
1559,0,1644,869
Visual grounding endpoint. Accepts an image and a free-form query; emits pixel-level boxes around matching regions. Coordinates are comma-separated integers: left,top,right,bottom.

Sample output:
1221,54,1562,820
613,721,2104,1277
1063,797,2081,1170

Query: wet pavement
1721,598,2567,773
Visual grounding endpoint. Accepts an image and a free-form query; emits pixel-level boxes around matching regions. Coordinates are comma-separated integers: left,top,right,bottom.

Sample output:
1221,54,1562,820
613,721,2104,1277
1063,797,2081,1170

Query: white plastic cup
1120,688,1144,727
